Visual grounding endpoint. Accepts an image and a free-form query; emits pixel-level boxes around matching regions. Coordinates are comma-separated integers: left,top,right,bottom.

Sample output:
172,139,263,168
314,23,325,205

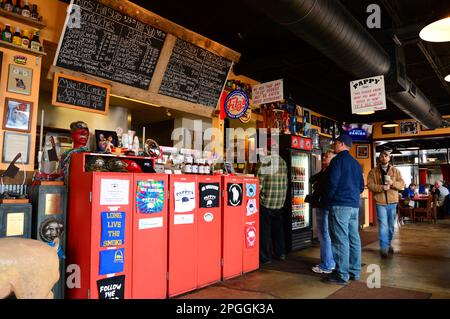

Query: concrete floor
179,220,450,299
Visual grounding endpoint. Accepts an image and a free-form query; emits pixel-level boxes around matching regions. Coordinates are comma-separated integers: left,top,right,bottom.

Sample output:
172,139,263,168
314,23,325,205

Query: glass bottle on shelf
184,157,192,174
12,27,21,45
30,4,38,20
4,0,13,11
13,0,21,14
21,29,30,48
192,159,199,175
21,0,30,17
2,24,12,43
204,160,211,175
30,30,40,51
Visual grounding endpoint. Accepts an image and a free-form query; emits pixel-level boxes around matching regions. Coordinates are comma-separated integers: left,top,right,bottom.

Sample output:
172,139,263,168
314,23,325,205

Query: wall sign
174,182,196,213
99,248,125,275
100,179,130,206
159,38,232,107
227,183,243,206
199,183,220,208
136,180,165,214
350,75,386,114
101,211,125,247
54,0,166,89
252,79,283,105
245,226,256,248
7,64,32,96
246,199,258,216
97,275,125,299
245,183,256,198
52,73,110,115
224,90,249,119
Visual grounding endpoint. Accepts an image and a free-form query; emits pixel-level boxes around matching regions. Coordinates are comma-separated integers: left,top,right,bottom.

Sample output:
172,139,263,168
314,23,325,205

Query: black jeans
259,205,286,263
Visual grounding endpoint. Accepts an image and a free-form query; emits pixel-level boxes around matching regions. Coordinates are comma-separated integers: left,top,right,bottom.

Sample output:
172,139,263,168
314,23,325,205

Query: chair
413,195,436,223
397,195,415,224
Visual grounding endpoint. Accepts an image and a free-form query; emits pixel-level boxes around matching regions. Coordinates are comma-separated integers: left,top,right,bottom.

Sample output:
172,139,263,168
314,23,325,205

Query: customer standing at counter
257,138,288,265
367,150,405,258
323,135,364,285
309,150,336,274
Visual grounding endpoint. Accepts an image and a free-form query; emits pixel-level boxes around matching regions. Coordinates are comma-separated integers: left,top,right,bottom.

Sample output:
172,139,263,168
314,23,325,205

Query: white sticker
174,214,194,225
139,217,163,230
108,206,120,212
100,179,129,206
203,212,214,223
174,182,196,213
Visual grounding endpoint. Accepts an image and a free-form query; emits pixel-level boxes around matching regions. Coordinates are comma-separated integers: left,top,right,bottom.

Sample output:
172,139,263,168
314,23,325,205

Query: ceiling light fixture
356,111,375,115
382,121,399,128
445,74,450,82
166,108,172,117
419,17,450,42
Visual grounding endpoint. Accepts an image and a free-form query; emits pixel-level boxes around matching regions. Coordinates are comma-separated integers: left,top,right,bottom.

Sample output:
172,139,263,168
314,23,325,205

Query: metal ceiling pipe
245,0,442,128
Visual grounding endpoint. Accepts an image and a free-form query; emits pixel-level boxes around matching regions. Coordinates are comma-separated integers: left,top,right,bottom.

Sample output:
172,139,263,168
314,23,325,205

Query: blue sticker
246,183,256,198
101,212,125,247
99,248,125,275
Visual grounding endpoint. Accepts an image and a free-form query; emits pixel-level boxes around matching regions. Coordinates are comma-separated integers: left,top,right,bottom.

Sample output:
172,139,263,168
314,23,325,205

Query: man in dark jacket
323,134,365,285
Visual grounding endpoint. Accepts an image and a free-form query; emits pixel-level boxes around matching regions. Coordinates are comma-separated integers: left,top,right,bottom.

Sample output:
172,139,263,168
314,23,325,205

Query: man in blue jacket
323,134,365,285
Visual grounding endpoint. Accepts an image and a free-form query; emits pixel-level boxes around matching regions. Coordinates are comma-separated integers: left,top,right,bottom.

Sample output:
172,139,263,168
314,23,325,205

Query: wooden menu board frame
49,0,240,118
52,73,110,115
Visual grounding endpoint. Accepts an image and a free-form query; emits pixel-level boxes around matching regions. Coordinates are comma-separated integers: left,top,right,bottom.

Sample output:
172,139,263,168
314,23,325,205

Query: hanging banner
199,183,220,208
99,248,125,275
174,182,196,213
97,275,125,299
252,79,284,105
100,212,125,247
136,180,165,214
227,183,243,206
350,75,386,114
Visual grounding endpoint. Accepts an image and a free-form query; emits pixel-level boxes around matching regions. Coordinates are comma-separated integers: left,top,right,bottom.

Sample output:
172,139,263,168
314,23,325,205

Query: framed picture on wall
2,131,30,164
382,125,396,135
400,121,418,135
95,130,118,152
303,109,310,123
7,64,33,96
356,145,369,159
2,98,33,132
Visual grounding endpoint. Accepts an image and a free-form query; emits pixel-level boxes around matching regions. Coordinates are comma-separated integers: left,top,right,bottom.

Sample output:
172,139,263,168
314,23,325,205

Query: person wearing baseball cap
367,150,405,258
322,134,365,285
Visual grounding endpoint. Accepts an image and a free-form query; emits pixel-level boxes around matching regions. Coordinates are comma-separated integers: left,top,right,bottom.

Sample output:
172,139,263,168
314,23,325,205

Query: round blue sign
224,90,249,119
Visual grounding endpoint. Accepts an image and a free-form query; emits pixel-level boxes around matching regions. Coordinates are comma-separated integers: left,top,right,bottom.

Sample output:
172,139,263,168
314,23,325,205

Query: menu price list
55,0,166,89
159,39,232,107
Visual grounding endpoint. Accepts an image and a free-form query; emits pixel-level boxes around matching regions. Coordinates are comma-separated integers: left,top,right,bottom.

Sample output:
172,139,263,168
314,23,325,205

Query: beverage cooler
279,135,313,252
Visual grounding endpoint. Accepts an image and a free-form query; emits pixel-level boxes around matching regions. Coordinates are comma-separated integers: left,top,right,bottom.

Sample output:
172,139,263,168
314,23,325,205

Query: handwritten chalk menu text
55,0,166,89
159,39,232,107
52,73,110,115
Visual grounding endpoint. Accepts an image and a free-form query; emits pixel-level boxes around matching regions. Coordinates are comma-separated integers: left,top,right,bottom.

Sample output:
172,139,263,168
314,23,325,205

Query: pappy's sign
350,75,386,114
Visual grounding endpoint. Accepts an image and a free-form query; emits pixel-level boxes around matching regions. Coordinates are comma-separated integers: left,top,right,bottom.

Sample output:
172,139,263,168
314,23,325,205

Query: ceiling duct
245,0,442,128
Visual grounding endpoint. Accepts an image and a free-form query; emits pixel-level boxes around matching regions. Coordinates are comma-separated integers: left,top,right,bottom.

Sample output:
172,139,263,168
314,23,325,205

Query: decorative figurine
0,238,60,299
61,121,90,180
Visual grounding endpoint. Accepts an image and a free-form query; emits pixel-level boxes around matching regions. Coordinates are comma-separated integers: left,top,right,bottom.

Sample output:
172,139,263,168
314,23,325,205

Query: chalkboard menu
54,0,166,90
159,39,232,107
52,73,110,115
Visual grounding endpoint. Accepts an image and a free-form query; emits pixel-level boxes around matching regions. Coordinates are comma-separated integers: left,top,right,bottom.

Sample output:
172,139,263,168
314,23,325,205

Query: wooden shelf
0,8,46,29
0,40,46,56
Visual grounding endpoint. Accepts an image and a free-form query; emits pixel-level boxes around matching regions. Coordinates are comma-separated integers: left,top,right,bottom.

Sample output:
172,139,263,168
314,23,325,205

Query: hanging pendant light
419,17,450,42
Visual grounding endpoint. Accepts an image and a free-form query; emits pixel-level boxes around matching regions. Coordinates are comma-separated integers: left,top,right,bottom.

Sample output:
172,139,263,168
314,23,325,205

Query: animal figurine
0,238,60,299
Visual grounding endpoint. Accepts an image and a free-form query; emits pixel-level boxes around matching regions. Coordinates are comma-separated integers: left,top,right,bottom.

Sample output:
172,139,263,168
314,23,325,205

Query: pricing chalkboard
52,73,110,115
54,0,166,90
159,39,232,107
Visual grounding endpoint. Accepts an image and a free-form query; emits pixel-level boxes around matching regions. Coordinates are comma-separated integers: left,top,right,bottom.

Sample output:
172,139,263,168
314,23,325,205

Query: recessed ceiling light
382,121,399,128
356,111,375,115
445,74,450,82
419,17,450,42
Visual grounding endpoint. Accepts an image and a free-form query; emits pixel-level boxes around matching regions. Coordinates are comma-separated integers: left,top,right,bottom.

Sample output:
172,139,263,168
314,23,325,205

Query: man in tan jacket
367,150,405,258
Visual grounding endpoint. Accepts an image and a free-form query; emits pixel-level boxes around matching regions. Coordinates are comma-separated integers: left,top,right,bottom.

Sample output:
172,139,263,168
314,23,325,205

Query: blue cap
335,134,352,147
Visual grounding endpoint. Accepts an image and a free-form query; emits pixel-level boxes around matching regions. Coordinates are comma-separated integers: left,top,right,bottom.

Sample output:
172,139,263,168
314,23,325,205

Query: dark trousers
259,205,286,263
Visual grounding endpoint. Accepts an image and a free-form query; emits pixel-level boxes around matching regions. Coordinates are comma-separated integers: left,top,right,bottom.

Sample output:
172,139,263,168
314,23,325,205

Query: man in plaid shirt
257,138,288,265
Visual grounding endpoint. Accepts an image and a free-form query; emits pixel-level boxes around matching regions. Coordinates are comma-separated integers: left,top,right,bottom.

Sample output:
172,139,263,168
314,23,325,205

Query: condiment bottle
21,29,30,48
2,24,12,43
12,27,22,46
30,4,38,20
21,0,30,18
13,0,21,14
30,30,41,51
191,159,199,175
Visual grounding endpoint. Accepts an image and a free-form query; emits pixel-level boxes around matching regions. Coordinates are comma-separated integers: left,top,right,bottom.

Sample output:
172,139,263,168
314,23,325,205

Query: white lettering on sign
350,75,386,114
252,79,284,105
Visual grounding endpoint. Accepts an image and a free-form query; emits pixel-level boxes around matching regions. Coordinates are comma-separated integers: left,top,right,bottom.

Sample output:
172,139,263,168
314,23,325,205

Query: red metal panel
132,174,168,299
222,176,244,280
197,175,222,288
168,174,198,297
91,173,133,299
242,178,260,273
